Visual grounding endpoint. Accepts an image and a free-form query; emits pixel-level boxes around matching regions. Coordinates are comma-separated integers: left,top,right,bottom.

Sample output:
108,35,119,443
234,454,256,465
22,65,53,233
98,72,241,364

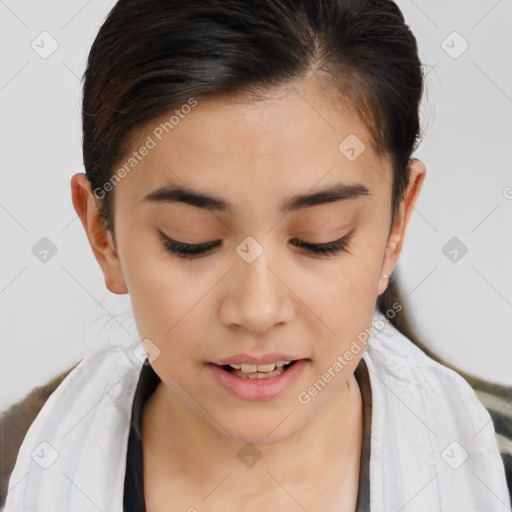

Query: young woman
2,0,511,511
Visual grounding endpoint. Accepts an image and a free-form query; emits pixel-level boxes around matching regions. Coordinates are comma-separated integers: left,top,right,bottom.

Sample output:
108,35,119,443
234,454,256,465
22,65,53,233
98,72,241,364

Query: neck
142,372,363,493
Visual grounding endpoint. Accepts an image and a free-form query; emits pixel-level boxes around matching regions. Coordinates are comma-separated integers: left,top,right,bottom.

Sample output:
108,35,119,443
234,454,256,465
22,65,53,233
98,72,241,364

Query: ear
70,173,128,295
377,159,426,296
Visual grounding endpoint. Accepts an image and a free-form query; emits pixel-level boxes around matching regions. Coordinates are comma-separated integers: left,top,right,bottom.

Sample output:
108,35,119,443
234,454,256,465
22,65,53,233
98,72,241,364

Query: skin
71,75,426,511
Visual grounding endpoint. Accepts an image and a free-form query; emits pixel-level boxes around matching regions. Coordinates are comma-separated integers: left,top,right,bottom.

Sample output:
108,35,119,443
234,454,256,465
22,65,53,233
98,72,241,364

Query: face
72,75,425,444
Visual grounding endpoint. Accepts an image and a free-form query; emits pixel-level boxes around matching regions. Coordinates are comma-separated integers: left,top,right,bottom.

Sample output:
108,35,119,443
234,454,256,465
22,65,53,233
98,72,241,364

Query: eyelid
158,231,219,246
290,229,355,256
158,228,355,258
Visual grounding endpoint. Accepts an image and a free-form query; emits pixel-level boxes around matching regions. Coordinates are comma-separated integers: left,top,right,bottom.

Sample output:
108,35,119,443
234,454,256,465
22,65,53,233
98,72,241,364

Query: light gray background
1,0,511,411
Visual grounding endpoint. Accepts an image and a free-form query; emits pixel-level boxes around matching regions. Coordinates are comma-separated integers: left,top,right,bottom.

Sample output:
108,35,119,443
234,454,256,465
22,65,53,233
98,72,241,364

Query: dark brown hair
82,0,422,244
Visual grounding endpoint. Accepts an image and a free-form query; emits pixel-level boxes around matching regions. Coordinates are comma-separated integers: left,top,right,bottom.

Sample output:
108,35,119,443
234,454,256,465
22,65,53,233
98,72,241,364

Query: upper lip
211,353,305,365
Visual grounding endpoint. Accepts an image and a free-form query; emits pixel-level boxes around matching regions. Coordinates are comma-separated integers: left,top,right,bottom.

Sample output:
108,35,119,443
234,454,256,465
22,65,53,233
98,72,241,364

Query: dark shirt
124,358,372,511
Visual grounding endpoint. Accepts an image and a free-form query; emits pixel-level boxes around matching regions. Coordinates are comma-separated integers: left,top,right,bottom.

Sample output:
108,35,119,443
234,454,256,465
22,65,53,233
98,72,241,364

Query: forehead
116,77,392,207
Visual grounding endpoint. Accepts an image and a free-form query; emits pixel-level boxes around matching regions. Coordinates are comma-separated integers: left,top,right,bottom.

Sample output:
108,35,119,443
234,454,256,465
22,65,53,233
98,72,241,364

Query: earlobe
70,173,129,295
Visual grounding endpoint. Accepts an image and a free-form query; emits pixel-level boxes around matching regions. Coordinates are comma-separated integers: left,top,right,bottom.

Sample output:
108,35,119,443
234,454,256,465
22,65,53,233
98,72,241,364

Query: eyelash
158,230,354,259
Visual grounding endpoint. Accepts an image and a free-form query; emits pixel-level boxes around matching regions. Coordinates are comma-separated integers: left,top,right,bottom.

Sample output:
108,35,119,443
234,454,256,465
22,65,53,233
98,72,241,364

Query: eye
158,230,221,259
289,230,354,256
158,229,354,259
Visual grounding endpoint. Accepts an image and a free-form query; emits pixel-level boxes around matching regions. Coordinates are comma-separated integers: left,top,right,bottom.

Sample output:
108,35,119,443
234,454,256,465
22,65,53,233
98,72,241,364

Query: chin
214,417,299,446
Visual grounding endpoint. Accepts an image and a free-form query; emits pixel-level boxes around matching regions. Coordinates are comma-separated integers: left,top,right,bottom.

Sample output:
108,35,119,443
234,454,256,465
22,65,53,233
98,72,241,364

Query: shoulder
364,314,512,503
0,362,80,507
473,388,512,502
364,315,500,446
365,314,485,405
2,345,143,509
368,316,510,423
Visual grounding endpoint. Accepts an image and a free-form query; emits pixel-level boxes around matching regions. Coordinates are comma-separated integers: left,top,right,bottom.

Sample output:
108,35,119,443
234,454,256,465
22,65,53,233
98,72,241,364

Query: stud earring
382,274,389,279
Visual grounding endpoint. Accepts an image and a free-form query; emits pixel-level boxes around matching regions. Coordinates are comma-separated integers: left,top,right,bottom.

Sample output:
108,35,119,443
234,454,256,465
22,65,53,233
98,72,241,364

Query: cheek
307,277,376,353
119,238,204,356
301,235,384,349
130,280,208,376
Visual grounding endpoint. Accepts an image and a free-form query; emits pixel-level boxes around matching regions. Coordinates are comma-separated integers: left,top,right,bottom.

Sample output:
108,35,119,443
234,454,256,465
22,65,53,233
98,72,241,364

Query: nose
218,246,295,335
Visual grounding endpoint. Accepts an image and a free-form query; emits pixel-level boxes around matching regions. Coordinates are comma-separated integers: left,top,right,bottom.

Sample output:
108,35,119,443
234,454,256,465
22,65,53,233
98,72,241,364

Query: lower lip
207,360,309,401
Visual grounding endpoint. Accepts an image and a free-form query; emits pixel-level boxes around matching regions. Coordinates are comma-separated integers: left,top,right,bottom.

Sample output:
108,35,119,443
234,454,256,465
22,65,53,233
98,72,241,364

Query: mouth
207,358,309,401
215,360,299,379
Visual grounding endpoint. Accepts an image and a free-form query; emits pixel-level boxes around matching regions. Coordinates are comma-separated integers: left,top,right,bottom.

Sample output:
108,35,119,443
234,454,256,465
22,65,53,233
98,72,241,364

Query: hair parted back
82,0,423,240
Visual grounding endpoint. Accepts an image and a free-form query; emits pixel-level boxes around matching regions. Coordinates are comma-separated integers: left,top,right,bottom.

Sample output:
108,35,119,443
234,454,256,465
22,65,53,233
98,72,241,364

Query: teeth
228,361,292,373
237,366,285,379
240,363,259,373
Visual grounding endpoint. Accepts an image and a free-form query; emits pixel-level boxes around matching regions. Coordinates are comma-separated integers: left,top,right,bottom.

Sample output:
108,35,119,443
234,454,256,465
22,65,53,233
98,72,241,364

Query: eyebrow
142,182,371,214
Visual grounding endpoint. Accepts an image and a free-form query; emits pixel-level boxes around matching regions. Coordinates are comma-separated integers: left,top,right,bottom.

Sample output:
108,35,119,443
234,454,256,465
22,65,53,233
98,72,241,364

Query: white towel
4,307,510,511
